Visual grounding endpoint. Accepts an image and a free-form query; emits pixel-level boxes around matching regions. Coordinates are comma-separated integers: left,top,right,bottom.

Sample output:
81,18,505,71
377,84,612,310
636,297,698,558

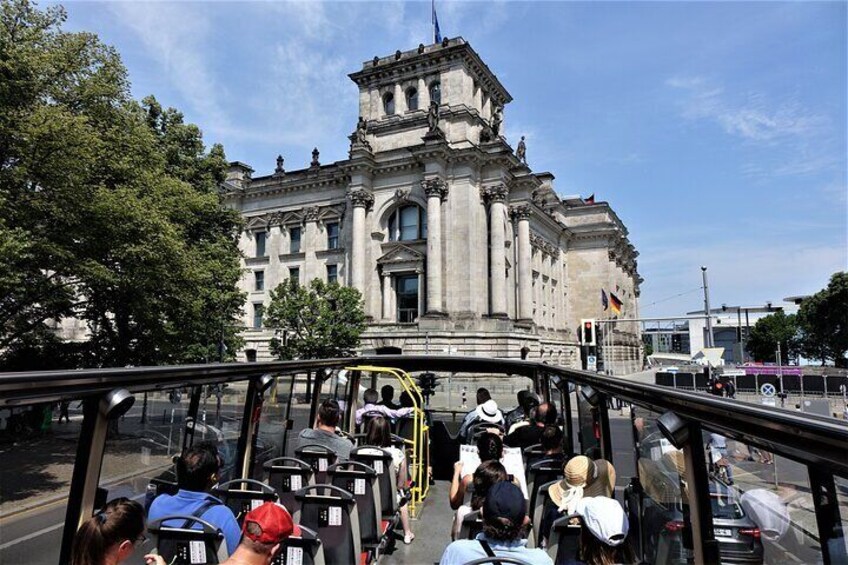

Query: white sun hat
475,399,503,424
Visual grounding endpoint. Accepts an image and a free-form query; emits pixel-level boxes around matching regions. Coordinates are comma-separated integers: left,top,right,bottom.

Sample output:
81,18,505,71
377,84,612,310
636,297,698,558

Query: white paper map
459,444,528,498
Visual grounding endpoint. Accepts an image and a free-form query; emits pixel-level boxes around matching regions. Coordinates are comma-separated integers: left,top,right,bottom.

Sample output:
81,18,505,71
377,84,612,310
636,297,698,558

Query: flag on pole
610,292,623,315
601,289,609,311
432,0,442,43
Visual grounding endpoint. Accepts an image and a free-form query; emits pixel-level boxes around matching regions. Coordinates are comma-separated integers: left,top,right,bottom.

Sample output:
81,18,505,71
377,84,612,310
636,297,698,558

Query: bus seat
349,446,398,519
328,460,384,554
295,444,338,485
547,516,581,564
271,524,325,565
359,410,387,433
429,419,460,481
263,457,314,517
526,458,564,525
458,509,483,540
148,514,227,564
294,484,362,565
210,479,278,525
523,444,547,469
463,558,537,565
530,479,559,549
468,421,505,444
395,416,415,443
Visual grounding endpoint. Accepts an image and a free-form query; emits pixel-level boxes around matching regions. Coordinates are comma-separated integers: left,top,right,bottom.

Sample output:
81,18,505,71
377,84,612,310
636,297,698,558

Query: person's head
470,460,508,510
398,391,413,408
239,502,299,564
540,425,563,454
317,398,341,429
476,387,491,406
574,497,633,565
476,432,503,462
380,385,395,403
536,401,557,425
363,388,379,405
177,442,221,492
71,498,145,565
516,390,539,415
364,416,392,448
481,481,529,542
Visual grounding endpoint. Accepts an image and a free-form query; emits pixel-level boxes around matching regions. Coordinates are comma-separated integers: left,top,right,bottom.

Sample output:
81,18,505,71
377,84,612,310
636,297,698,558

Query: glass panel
406,88,418,111
326,265,337,284
384,93,395,115
421,207,427,239
326,222,339,249
289,227,301,253
255,231,266,257
834,476,848,560
396,274,418,322
430,82,441,105
254,270,264,291
576,386,601,459
0,399,84,564
288,267,299,283
388,211,398,241
253,303,264,328
701,427,823,564
631,407,691,564
253,377,295,480
399,205,419,241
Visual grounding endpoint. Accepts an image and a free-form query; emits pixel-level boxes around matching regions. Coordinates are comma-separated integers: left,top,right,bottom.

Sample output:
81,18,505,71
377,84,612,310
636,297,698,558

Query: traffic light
581,319,596,346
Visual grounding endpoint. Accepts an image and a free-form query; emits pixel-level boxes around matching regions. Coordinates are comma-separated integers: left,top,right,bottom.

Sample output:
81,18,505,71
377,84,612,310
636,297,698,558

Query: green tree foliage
745,311,799,363
0,1,245,368
265,278,366,360
797,272,848,367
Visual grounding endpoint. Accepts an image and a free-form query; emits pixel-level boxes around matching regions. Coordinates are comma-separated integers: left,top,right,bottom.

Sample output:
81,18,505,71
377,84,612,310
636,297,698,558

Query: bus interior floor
382,479,451,565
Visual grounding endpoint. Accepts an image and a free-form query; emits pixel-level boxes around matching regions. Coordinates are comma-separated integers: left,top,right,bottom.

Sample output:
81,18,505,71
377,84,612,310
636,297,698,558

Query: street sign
587,355,597,371
760,383,777,398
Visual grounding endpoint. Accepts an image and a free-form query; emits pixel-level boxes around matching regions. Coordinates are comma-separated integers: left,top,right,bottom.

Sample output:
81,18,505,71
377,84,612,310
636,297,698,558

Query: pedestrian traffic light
581,319,596,346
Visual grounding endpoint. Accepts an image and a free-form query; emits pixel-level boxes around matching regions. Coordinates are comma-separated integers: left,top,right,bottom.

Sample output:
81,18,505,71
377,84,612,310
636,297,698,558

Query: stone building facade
223,38,642,371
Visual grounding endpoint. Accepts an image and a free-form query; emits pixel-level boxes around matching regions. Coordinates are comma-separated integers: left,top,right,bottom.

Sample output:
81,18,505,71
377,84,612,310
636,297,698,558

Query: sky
57,0,847,318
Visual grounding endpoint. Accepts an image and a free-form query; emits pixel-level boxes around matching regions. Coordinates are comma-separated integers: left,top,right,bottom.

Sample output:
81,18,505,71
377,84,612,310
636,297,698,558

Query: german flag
610,292,623,315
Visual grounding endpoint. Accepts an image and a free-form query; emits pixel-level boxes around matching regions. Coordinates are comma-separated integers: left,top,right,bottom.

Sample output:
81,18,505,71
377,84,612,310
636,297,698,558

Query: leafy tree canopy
745,311,799,363
0,0,245,369
797,272,848,367
265,279,366,360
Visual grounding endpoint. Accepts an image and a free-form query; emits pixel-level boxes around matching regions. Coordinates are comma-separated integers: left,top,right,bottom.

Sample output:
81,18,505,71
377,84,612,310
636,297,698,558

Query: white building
223,38,642,370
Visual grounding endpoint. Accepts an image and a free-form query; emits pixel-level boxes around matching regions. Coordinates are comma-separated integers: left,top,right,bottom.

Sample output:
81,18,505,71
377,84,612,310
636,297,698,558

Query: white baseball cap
573,497,629,547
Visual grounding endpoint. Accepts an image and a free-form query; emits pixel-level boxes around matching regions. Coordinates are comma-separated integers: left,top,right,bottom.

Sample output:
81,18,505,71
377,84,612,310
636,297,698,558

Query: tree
265,278,366,360
0,1,245,369
745,311,799,363
797,272,848,367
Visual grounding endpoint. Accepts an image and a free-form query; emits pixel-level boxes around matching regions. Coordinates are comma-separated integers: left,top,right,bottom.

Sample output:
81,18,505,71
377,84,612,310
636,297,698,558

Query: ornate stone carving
349,189,374,209
395,188,411,203
349,117,372,153
303,206,320,222
510,204,532,221
274,155,285,176
481,184,509,204
311,148,320,168
422,178,449,201
427,100,440,133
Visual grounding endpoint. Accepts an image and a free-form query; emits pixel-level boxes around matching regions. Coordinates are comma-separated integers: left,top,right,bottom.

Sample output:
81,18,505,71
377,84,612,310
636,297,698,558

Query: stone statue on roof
491,107,503,137
311,147,320,167
355,116,367,144
427,100,440,132
275,154,284,175
516,136,527,164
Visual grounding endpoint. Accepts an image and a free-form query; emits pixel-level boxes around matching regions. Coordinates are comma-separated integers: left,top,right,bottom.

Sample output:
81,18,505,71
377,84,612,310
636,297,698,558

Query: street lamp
701,267,714,348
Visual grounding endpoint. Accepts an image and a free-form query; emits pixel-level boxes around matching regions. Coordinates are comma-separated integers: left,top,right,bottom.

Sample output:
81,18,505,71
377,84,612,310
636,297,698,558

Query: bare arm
449,462,471,510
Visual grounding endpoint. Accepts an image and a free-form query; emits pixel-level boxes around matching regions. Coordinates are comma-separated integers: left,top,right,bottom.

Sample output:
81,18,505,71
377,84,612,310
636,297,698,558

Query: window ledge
317,248,345,258
245,256,269,265
279,252,306,260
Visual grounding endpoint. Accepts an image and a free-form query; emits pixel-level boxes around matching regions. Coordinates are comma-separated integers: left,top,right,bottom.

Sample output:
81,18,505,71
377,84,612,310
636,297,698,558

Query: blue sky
59,1,847,317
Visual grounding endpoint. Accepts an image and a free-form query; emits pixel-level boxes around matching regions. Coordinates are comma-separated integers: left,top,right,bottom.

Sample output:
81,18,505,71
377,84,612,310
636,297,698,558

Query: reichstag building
223,38,642,371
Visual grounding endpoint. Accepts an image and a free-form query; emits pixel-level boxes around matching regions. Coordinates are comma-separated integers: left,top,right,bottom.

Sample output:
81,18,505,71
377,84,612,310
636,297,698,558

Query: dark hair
70,498,145,565
476,388,491,405
364,416,392,448
380,385,395,401
579,522,636,565
482,515,527,542
476,432,503,462
540,425,563,452
317,398,341,427
363,388,379,405
177,442,221,491
398,391,413,408
536,401,558,425
470,460,508,510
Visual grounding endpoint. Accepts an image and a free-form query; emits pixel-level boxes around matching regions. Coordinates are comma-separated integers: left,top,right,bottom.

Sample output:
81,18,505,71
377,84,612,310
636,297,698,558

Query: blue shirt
439,533,553,565
148,489,241,556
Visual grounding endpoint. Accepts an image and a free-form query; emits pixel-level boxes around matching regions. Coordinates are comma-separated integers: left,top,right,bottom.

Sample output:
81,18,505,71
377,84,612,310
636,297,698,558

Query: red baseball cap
242,502,300,544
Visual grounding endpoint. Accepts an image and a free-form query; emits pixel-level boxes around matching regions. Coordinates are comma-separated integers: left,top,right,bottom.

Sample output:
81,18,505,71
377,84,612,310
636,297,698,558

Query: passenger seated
450,433,504,510
506,402,557,450
451,460,508,540
378,384,400,409
539,456,616,547
439,481,553,565
541,426,564,458
291,398,352,460
221,502,298,565
71,498,166,565
362,416,415,544
504,390,541,433
567,497,635,565
355,388,414,426
458,388,504,441
148,442,241,555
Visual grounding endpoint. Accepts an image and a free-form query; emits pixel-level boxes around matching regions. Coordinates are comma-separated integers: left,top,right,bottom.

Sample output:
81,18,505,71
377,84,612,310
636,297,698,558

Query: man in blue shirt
439,481,553,565
148,442,241,556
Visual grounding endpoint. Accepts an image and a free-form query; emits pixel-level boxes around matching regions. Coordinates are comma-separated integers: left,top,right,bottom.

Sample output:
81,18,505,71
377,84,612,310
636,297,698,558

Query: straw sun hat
549,456,616,514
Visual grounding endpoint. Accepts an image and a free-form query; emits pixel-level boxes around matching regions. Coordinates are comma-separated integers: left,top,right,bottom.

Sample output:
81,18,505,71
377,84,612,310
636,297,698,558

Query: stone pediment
377,243,424,265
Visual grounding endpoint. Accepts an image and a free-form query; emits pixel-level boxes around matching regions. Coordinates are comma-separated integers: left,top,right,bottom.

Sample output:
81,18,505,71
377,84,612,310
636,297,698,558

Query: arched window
383,92,395,115
429,81,441,106
406,88,418,111
388,204,427,241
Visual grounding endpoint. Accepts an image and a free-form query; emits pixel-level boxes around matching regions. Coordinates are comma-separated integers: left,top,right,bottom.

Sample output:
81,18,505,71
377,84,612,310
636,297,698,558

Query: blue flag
432,0,442,43
601,289,609,311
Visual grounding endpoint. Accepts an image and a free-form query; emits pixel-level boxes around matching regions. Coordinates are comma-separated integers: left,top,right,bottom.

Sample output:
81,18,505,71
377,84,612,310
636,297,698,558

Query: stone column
483,185,509,317
349,189,373,294
382,272,392,321
422,178,448,315
512,204,532,321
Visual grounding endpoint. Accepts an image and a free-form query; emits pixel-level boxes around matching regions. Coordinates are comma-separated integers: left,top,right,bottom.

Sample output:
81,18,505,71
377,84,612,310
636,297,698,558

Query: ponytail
70,498,144,565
